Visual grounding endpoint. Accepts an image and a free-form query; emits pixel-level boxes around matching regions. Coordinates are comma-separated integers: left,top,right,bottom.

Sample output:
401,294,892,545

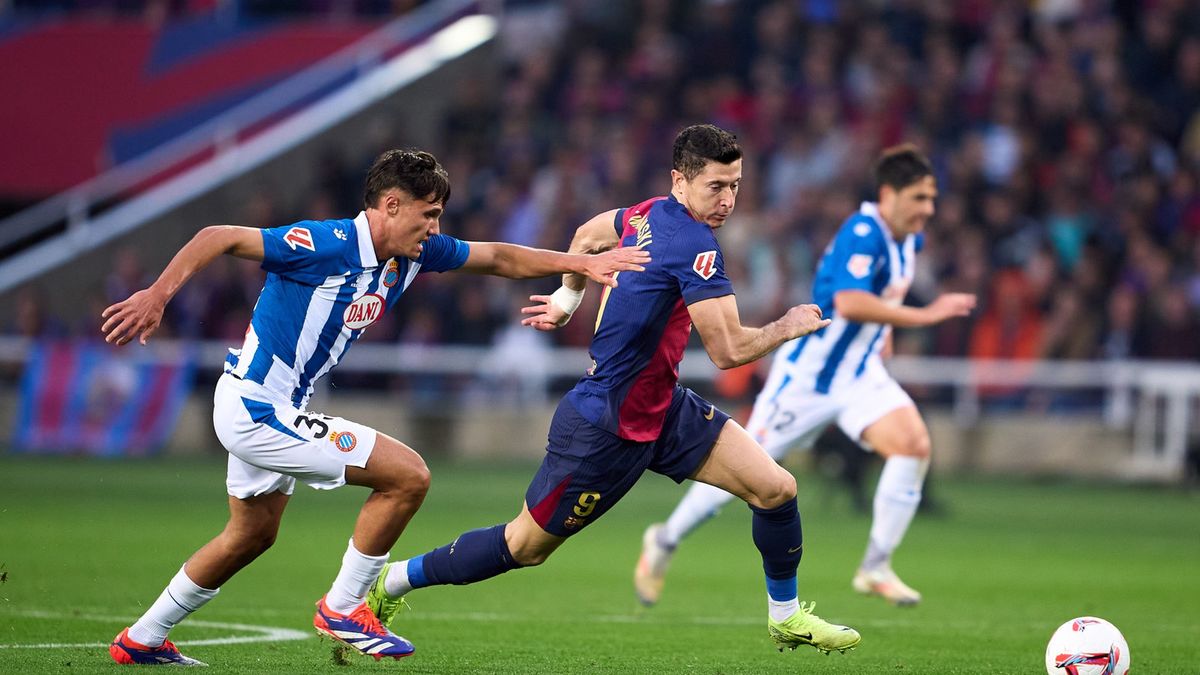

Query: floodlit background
0,1,1197,673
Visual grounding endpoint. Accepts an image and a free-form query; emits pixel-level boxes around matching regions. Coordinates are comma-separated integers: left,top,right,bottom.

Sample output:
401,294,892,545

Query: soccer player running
367,125,861,655
634,145,977,609
100,149,648,666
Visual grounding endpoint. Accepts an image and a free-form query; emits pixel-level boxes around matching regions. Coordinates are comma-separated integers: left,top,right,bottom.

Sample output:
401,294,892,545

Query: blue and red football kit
527,195,734,536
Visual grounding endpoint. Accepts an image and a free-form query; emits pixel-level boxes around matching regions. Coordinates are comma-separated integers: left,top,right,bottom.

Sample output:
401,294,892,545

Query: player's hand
580,246,649,288
926,293,977,324
101,288,167,346
782,303,831,338
520,294,572,331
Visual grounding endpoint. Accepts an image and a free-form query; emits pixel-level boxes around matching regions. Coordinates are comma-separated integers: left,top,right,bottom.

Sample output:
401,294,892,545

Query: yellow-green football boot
366,562,408,627
768,602,861,655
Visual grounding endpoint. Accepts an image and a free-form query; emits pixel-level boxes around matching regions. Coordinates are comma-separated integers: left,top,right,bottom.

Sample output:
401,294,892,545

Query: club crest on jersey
692,251,717,280
344,293,384,330
329,430,357,453
382,260,399,288
847,253,874,279
283,227,315,252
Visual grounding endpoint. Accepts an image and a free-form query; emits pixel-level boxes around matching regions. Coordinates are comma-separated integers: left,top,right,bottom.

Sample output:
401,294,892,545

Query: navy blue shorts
525,385,731,537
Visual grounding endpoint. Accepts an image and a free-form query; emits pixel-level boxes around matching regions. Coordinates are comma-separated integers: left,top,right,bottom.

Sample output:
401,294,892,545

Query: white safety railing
0,0,496,294
0,336,1195,479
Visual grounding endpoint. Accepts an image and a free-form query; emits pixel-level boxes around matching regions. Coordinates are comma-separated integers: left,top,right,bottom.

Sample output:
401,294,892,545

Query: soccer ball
1044,616,1130,675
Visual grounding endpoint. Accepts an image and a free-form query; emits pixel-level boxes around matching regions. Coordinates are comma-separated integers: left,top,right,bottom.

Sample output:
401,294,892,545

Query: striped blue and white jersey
223,212,469,408
772,202,921,395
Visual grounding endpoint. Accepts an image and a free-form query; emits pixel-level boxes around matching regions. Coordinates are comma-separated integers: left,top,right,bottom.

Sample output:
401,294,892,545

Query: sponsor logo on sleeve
343,293,385,329
692,251,718,280
283,227,315,252
847,253,874,279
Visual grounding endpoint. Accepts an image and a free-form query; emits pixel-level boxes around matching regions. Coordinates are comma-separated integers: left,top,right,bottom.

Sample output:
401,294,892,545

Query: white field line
0,610,309,649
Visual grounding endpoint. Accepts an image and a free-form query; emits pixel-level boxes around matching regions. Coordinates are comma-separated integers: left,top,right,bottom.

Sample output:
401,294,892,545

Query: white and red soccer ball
1045,616,1130,675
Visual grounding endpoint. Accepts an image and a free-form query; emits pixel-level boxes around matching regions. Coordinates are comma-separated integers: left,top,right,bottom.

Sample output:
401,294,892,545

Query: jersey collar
860,201,904,243
354,211,379,268
667,193,700,222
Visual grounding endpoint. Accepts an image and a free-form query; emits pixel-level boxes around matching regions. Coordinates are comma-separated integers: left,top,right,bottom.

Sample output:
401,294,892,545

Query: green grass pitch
1,454,1197,673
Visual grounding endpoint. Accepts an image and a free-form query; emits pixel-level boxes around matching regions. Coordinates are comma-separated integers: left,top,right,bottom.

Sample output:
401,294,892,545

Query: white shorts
213,373,378,499
744,367,914,460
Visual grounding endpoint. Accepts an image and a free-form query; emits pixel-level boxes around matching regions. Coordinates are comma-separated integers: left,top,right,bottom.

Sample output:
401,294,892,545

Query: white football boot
852,564,921,606
634,523,674,606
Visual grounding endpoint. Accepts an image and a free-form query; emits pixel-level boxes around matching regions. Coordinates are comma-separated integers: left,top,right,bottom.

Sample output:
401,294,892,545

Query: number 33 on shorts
294,412,358,453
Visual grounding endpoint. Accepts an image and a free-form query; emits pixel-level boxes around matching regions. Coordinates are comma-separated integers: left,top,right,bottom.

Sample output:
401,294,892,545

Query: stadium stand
0,0,1197,480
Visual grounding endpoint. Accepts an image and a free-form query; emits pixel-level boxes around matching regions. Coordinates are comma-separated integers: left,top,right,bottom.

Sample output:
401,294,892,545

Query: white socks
383,560,414,597
324,538,388,615
862,455,928,570
128,566,219,648
768,596,800,623
662,481,738,547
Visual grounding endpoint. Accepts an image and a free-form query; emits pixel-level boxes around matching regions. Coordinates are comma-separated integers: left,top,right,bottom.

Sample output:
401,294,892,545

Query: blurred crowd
2,0,427,22
9,0,1200,368
4,0,428,22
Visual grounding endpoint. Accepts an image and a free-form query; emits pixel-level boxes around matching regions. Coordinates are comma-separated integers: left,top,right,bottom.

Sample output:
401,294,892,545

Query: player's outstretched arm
462,208,642,290
689,295,831,369
101,225,264,346
460,241,647,287
520,209,626,331
835,290,976,327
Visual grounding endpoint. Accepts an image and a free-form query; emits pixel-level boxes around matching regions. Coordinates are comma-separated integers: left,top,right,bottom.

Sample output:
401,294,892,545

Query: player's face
673,159,741,229
380,189,444,258
881,175,937,238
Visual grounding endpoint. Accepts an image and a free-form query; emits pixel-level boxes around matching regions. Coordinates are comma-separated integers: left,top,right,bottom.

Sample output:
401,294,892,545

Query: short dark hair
672,124,743,180
874,144,934,194
363,149,451,209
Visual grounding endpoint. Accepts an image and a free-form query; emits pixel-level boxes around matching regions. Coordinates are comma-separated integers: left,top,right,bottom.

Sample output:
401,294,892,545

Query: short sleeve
260,221,350,283
826,220,886,293
416,234,470,273
662,227,735,305
613,208,627,237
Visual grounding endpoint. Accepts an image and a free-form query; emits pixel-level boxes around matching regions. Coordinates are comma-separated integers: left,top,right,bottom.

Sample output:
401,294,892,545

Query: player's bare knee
750,467,796,509
901,433,931,459
224,524,277,559
401,461,432,500
508,541,553,567
379,458,431,503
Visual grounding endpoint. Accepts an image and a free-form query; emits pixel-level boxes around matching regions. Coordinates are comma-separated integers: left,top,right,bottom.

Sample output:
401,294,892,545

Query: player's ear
878,184,896,207
670,169,686,192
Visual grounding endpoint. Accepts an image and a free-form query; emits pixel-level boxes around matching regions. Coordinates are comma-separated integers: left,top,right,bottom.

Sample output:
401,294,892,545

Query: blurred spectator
970,268,1044,362
7,0,1200,370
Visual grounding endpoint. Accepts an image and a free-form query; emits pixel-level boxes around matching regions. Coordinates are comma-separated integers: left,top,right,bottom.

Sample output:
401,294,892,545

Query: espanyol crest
344,293,384,329
382,260,399,288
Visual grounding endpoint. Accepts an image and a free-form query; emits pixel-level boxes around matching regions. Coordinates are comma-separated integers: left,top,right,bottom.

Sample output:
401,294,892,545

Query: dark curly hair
874,144,933,194
363,149,451,209
672,124,742,180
